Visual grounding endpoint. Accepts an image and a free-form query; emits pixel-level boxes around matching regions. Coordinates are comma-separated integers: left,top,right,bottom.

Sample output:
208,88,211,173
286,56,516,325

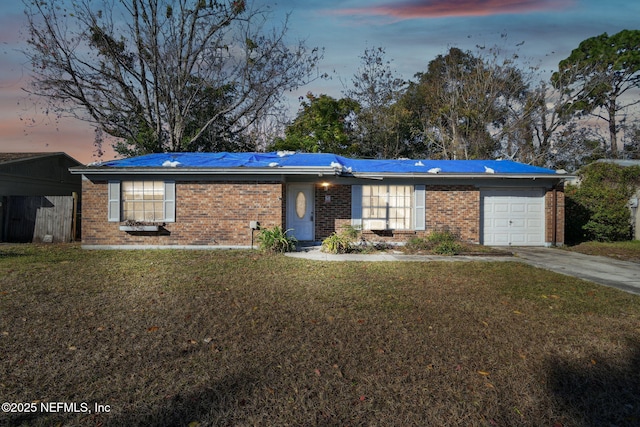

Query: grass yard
567,240,640,262
1,244,639,427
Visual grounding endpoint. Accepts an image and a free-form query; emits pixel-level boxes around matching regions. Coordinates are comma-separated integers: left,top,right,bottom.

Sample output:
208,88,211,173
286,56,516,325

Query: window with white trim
352,184,425,231
122,181,164,222
108,180,176,223
362,185,413,230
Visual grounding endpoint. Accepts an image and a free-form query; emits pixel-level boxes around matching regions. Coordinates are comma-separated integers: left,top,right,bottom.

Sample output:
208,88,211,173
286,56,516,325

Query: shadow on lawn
5,372,257,427
0,250,27,258
547,338,640,427
103,372,257,426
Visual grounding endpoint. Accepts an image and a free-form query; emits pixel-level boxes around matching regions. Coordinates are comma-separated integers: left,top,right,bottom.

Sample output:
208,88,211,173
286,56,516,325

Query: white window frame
108,180,175,223
352,184,425,231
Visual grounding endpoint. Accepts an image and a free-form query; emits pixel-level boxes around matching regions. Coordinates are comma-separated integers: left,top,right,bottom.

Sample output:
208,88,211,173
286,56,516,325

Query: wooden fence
2,195,76,243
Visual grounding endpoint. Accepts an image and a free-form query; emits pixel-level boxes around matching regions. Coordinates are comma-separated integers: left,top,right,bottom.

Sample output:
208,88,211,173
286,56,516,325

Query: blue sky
1,0,638,163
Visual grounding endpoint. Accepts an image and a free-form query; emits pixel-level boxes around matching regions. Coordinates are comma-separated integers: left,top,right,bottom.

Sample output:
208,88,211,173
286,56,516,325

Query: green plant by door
257,226,298,253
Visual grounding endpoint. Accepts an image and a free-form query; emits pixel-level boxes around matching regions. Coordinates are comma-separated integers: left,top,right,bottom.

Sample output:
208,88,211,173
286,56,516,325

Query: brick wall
82,178,564,247
81,179,283,247
545,185,565,246
315,184,481,244
425,185,480,243
314,184,351,240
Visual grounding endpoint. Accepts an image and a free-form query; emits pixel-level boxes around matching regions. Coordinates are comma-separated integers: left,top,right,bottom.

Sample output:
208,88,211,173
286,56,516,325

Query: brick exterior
313,184,481,244
81,178,564,247
425,185,480,243
545,185,565,246
312,183,564,246
82,179,283,247
314,183,351,240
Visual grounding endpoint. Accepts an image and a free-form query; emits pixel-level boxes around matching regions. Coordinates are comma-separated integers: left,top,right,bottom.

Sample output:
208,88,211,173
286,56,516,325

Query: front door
287,184,314,241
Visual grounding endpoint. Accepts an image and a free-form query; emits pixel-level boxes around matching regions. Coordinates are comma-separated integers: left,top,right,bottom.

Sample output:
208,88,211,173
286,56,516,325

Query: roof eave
69,166,339,176
3,152,83,167
350,172,566,180
69,167,565,180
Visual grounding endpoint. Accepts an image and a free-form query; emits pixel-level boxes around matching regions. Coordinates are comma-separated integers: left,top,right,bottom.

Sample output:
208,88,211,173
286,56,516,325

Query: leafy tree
344,47,409,158
623,124,640,159
567,162,640,242
552,30,640,156
23,0,323,156
270,93,359,154
401,47,531,160
406,48,489,159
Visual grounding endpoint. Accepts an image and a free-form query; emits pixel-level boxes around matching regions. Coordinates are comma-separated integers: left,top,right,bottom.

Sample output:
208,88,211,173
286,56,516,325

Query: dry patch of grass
567,240,640,262
1,244,639,426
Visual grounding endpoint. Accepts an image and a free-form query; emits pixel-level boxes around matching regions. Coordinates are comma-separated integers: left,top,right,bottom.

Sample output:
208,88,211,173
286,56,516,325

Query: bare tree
523,76,594,168
23,0,323,156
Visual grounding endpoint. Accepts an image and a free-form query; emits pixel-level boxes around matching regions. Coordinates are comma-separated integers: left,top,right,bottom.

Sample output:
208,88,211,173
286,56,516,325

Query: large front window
122,181,165,222
362,185,412,230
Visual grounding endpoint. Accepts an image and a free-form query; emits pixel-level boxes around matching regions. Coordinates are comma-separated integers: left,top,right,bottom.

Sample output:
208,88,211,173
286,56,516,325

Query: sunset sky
0,0,638,164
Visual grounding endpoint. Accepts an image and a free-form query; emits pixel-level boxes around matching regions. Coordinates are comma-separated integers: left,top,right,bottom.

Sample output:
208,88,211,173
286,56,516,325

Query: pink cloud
333,0,574,20
0,85,116,164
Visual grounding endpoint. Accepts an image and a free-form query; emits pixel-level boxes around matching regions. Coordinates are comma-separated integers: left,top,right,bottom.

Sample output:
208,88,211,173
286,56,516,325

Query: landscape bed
1,244,639,426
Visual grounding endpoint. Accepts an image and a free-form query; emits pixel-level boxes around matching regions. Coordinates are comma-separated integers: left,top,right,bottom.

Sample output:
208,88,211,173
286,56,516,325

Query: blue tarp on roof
99,152,558,175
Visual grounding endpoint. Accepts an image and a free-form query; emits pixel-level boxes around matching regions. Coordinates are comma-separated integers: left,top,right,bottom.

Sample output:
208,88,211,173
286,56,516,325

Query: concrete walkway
285,246,640,296
286,247,516,263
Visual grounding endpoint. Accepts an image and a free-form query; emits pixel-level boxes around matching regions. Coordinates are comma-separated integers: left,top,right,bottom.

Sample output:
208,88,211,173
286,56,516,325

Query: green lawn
1,244,639,426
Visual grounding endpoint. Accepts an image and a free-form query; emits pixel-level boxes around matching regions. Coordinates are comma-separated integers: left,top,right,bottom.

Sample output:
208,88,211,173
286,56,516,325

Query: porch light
321,182,330,191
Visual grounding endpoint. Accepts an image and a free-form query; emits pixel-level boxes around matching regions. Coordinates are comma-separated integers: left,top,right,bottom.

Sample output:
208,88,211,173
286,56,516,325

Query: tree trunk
609,100,618,156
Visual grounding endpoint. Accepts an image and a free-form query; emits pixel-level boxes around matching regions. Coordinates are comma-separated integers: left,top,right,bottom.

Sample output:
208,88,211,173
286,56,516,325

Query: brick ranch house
69,151,567,249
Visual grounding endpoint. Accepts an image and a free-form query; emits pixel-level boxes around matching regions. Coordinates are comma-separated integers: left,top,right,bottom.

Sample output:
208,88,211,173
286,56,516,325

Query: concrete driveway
511,247,640,296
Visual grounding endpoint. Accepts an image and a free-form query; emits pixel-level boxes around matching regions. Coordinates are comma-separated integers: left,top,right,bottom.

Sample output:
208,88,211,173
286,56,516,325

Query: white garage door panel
482,189,545,246
511,204,526,213
493,234,510,244
511,218,525,227
494,218,510,228
527,218,542,227
510,234,526,244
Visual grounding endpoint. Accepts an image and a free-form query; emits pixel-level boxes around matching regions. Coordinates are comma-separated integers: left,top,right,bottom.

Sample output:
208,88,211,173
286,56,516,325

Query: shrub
405,236,432,252
257,226,297,253
321,225,363,254
321,232,353,254
340,224,361,240
433,240,462,255
567,162,640,242
405,229,462,255
426,229,459,245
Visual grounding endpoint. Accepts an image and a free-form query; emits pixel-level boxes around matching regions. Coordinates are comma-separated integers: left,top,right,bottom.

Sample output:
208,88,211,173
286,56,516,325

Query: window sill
362,229,415,234
119,225,160,232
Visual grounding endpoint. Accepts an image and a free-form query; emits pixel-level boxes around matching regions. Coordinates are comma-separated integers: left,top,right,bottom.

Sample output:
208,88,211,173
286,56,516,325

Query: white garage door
482,189,545,246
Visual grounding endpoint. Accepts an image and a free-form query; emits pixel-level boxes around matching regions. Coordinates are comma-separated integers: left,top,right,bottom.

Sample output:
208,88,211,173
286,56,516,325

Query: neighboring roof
72,151,564,178
0,152,83,166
